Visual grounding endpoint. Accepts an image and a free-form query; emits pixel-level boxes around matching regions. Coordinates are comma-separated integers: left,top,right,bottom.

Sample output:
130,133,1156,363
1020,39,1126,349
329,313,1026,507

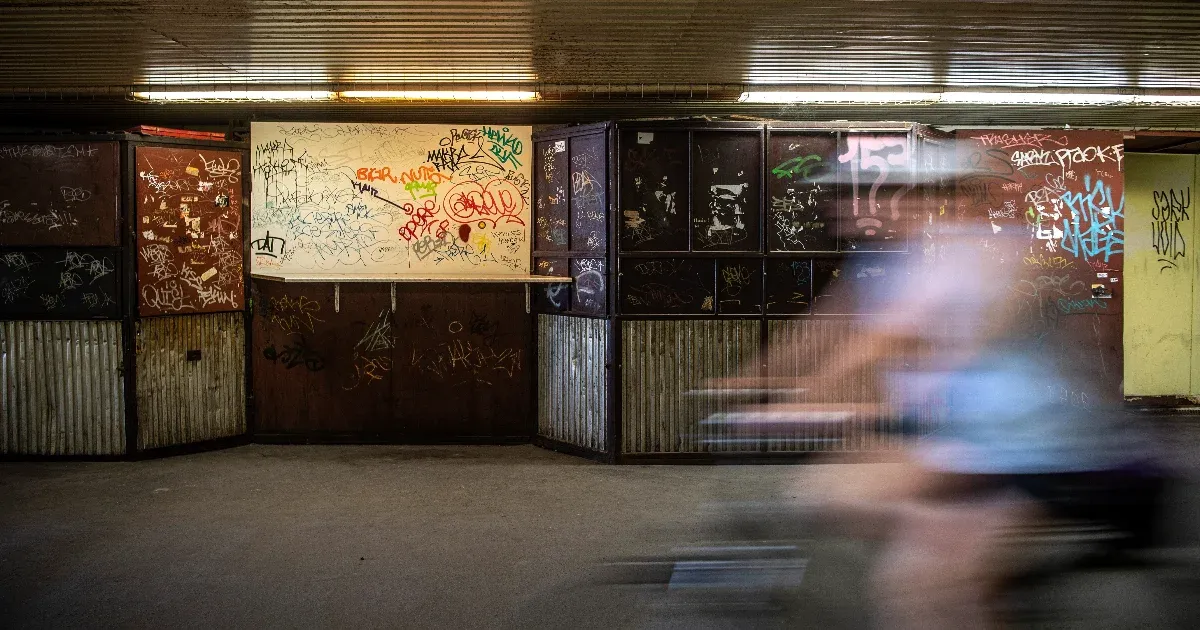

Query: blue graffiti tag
1058,175,1124,263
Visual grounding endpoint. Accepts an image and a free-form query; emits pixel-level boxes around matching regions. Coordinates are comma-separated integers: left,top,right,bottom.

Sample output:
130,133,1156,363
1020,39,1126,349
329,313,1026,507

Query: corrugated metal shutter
136,312,246,450
621,319,759,454
0,320,125,456
537,314,608,452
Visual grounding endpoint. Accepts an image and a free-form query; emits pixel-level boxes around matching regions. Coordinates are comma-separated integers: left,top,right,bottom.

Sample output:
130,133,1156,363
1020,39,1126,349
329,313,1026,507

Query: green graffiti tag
772,154,823,180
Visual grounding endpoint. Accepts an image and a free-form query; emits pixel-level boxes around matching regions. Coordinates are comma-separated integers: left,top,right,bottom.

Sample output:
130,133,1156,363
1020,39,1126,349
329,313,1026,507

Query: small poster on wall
250,123,533,276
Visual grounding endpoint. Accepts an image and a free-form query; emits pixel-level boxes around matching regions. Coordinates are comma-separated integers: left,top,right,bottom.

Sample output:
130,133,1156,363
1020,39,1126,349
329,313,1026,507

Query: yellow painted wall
1124,153,1196,397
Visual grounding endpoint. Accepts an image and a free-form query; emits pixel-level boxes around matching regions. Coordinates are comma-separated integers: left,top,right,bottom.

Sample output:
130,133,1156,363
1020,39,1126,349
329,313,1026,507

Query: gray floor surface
0,445,866,629
2,442,1196,629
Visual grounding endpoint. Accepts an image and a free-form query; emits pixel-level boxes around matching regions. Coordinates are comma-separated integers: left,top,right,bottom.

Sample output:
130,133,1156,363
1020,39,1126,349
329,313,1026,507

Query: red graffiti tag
442,179,526,227
397,199,448,242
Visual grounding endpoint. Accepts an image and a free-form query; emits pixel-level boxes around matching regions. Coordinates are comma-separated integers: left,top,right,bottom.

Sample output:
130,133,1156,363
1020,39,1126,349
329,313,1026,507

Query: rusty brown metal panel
537,314,607,452
0,320,125,455
621,319,758,454
0,142,120,247
135,312,245,450
135,145,244,317
956,129,1125,405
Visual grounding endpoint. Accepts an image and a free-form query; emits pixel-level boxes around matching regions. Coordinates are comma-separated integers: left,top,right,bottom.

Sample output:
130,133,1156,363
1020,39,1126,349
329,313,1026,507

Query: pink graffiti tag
838,136,909,236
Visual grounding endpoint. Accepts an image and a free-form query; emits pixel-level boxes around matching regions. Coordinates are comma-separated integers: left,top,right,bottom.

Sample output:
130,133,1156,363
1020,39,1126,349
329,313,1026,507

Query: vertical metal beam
241,146,255,438
607,123,622,460
121,138,139,456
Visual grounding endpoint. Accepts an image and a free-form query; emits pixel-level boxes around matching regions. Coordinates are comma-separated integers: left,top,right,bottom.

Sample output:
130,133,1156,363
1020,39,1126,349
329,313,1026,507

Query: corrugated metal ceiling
2,1,1200,128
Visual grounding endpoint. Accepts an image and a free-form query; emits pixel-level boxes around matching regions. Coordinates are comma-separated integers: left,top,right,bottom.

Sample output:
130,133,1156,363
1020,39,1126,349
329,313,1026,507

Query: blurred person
758,223,1168,628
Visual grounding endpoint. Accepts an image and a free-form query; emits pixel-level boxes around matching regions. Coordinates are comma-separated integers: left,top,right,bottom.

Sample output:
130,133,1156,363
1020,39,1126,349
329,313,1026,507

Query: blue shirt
890,350,1155,474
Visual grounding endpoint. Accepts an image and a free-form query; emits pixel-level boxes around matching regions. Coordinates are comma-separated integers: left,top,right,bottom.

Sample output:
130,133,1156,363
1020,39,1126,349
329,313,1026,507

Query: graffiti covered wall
251,280,531,439
1124,154,1198,397
957,130,1125,403
136,146,245,316
250,123,532,276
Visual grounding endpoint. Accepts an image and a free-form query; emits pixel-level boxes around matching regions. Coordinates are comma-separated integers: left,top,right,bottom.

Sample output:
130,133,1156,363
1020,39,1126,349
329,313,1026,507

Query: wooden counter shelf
249,272,571,313
250,273,572,283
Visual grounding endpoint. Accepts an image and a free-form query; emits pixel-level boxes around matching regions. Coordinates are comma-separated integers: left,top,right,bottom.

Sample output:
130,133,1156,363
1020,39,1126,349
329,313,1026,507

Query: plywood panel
1124,154,1195,396
691,131,761,252
619,258,714,315
252,280,530,440
0,142,120,247
839,134,911,252
136,145,244,316
393,284,531,440
767,132,838,252
532,258,570,313
250,123,532,275
251,280,395,435
717,258,762,315
570,258,606,315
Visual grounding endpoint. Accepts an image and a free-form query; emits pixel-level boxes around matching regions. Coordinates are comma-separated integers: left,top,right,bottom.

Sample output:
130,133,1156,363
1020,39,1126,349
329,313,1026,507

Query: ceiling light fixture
339,90,539,101
131,90,337,101
738,91,936,104
1133,93,1200,106
939,91,1130,106
741,89,1200,107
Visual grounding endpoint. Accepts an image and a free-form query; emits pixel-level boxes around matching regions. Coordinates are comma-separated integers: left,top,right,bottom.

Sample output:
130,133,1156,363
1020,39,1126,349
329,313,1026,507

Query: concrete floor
1,443,1195,629
0,445,864,629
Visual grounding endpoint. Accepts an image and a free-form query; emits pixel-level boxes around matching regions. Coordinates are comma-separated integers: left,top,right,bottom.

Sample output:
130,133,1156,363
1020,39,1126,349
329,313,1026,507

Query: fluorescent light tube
132,90,336,101
738,91,936,104
339,90,539,101
940,91,1131,106
1133,94,1200,105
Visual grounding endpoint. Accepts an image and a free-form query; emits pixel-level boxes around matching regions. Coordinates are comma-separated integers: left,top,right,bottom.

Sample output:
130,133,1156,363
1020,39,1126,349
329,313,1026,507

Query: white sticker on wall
637,132,654,145
1097,272,1109,278
554,140,566,153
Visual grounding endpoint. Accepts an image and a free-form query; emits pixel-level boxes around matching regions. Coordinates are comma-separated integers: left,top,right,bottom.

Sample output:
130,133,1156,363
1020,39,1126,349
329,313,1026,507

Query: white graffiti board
251,122,532,275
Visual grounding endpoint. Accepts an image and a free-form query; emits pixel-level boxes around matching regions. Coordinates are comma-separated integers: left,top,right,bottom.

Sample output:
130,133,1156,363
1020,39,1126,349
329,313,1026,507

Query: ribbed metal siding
766,319,917,452
537,315,607,452
4,1,1200,88
621,319,759,454
7,2,1200,128
10,100,1200,131
0,320,125,455
136,313,245,450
